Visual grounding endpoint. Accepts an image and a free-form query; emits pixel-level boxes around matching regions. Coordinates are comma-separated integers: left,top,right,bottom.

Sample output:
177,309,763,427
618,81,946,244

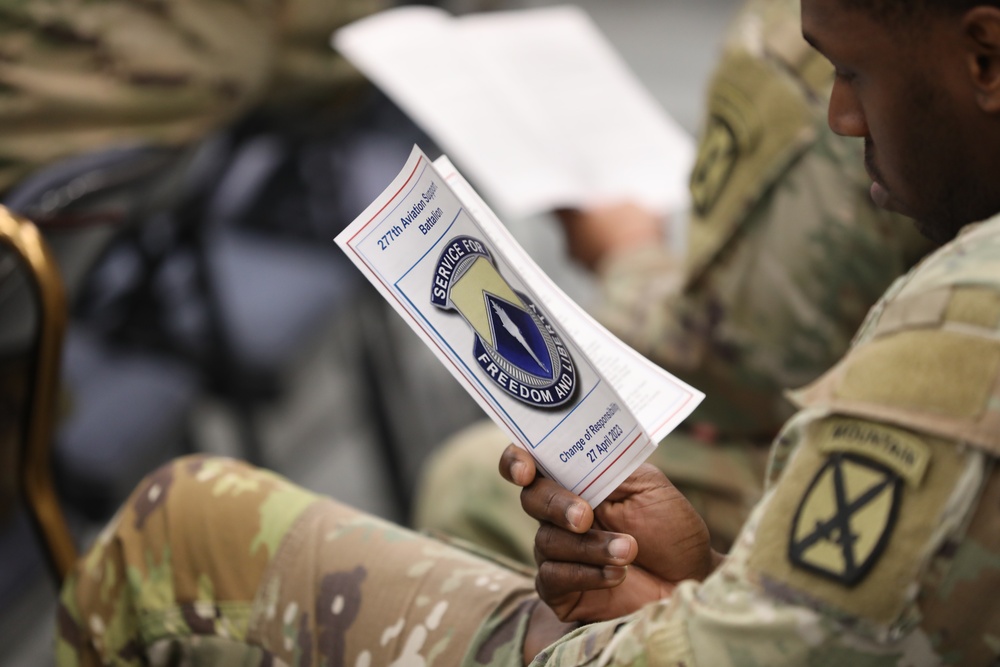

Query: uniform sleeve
593,0,933,439
543,231,1000,666
532,408,1000,667
595,121,931,439
0,0,389,191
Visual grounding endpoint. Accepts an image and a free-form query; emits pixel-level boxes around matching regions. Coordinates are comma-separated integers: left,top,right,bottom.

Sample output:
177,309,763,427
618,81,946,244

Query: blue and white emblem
431,235,577,408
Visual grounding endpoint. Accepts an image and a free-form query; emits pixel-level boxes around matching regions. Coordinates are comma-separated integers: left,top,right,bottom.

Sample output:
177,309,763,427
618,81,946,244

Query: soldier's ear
963,6,1000,113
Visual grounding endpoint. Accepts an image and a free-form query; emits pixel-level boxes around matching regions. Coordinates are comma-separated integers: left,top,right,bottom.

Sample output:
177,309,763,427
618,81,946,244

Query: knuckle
541,488,561,520
534,524,557,553
587,539,608,562
533,544,545,569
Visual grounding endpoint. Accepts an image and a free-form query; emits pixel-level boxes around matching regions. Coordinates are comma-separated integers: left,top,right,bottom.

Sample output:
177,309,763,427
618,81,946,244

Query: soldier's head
802,0,1000,243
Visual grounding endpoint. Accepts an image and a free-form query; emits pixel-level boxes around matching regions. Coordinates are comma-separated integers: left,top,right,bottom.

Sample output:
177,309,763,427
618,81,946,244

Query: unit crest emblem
431,235,576,408
789,452,902,586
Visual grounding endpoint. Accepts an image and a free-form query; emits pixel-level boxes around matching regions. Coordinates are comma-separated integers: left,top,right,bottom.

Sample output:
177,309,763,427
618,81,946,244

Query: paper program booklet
333,5,695,220
335,147,703,506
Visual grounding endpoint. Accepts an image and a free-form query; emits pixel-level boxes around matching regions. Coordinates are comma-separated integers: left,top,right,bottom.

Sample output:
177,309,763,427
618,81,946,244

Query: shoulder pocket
745,414,985,639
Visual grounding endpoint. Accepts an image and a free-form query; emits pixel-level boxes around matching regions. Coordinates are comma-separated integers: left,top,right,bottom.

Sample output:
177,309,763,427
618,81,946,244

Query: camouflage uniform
531,211,1000,667
62,214,1000,666
415,0,933,555
58,454,538,667
0,0,384,194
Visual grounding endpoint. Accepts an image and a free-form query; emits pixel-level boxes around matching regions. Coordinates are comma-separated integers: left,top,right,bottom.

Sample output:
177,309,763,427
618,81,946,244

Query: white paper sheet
336,147,703,505
333,5,695,219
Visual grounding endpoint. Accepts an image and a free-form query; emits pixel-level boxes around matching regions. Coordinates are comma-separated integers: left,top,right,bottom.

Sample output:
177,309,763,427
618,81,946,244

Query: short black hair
842,0,1000,20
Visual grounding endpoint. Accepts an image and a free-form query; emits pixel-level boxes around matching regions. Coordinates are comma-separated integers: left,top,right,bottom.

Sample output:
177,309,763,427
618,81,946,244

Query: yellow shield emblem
431,235,577,408
449,256,524,349
789,453,902,586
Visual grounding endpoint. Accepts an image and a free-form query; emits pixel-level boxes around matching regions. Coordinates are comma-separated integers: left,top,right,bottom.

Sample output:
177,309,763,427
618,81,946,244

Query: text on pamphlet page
335,147,703,505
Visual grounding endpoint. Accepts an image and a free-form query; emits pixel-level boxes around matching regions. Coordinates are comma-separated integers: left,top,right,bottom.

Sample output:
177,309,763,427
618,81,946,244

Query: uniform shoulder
790,216,1000,456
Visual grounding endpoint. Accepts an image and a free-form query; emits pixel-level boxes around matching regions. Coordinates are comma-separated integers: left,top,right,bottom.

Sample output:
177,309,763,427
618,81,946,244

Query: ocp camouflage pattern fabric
528,213,1000,666
598,0,932,441
60,216,1000,665
58,455,537,667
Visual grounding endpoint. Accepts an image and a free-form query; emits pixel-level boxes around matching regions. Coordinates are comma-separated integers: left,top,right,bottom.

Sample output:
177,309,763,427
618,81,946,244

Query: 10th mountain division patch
789,451,902,586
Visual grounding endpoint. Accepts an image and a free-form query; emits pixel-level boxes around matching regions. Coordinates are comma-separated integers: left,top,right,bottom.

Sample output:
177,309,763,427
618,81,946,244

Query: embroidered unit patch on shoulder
789,452,902,586
816,418,930,488
747,415,973,628
690,113,740,216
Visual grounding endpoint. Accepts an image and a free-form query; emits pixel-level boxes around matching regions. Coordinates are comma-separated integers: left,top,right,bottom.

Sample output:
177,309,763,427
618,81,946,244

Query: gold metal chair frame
0,205,76,585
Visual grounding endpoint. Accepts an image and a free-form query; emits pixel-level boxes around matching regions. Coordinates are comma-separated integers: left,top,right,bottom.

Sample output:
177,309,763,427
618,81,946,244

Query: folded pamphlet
335,147,703,505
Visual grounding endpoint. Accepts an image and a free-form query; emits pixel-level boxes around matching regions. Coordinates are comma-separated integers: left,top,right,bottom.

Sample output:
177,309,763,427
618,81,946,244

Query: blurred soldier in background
0,0,387,306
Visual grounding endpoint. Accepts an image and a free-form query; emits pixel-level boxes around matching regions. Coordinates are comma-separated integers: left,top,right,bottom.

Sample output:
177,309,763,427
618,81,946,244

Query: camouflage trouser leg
414,421,539,567
414,421,770,563
57,455,538,667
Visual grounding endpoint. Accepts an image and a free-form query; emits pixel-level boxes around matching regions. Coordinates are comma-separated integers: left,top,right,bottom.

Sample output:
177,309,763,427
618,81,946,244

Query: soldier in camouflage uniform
415,0,933,557
57,0,1000,664
58,198,1000,665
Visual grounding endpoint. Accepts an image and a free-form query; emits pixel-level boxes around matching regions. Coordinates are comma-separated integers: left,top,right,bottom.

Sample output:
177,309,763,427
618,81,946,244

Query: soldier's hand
555,203,665,271
500,444,721,623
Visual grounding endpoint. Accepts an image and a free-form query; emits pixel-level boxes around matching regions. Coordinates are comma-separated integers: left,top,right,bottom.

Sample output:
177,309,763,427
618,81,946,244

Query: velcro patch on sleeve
690,78,759,218
837,329,1000,420
746,416,973,630
685,49,814,283
944,286,1000,329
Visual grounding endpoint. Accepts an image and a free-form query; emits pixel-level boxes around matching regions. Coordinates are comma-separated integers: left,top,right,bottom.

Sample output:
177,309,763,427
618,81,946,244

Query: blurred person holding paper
413,0,934,556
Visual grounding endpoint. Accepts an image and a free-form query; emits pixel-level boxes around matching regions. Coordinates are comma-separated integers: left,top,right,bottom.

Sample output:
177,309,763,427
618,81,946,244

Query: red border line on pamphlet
648,391,697,438
344,157,702,496
577,432,643,497
348,157,423,243
575,390,696,495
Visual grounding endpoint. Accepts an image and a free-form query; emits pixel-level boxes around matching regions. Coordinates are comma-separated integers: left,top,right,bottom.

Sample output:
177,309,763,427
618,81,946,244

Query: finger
599,463,673,505
553,207,581,227
534,524,637,567
537,564,676,623
499,444,537,487
520,479,593,533
535,560,628,604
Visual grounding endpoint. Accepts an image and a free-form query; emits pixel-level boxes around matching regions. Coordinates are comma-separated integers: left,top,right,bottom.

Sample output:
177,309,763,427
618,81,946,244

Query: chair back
0,206,75,585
